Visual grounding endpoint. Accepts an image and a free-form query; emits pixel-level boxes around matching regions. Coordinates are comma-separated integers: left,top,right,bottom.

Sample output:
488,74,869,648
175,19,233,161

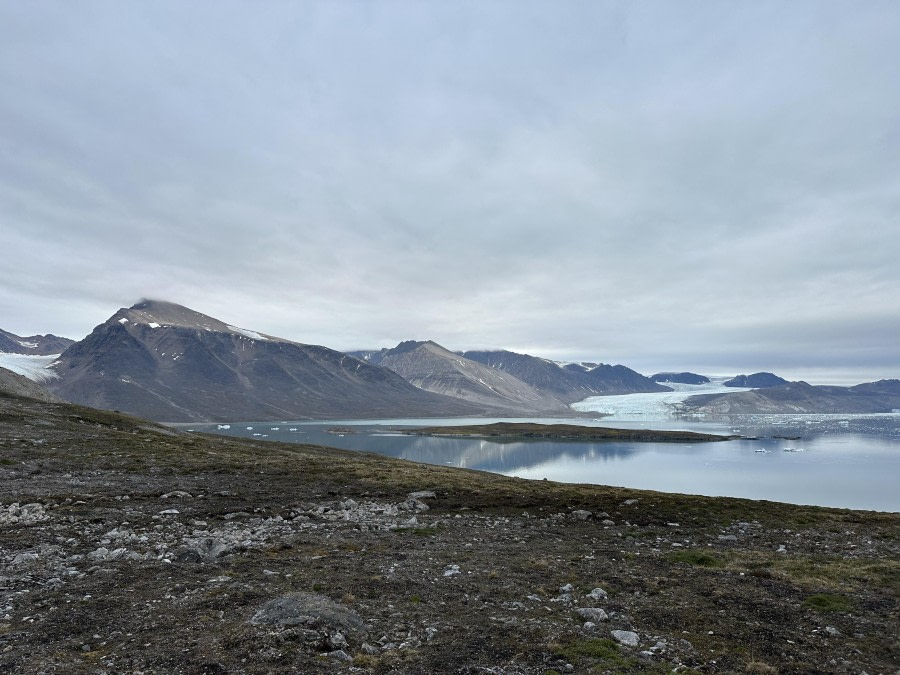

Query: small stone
571,510,592,521
587,588,608,601
559,583,574,594
776,544,787,554
158,509,180,515
623,499,640,505
601,519,616,526
327,649,352,661
443,565,461,577
407,491,436,500
611,630,640,647
825,626,841,637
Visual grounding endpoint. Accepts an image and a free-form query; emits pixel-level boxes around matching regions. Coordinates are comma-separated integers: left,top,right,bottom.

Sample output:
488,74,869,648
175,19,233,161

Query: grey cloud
1,1,898,384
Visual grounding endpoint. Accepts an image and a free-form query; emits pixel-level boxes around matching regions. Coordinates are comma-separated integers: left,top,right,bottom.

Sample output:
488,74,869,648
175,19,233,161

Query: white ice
0,353,61,383
148,322,160,328
571,377,751,421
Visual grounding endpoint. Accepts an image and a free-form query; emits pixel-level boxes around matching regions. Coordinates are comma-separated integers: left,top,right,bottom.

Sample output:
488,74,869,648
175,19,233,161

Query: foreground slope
463,349,670,401
372,341,570,413
47,300,485,422
0,392,897,674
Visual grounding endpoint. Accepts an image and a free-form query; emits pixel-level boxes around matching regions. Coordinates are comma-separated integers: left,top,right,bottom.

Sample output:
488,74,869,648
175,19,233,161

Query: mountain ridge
47,302,491,422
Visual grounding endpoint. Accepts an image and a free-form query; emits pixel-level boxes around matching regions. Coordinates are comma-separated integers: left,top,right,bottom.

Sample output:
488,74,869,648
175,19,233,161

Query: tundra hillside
0,392,897,674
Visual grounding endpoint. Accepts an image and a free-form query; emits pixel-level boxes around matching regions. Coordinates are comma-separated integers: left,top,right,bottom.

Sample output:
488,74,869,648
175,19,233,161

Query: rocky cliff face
464,350,670,402
47,301,485,422
0,328,73,355
376,342,570,413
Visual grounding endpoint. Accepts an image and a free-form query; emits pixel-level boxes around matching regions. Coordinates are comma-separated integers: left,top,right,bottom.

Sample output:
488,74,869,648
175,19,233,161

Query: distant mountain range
650,372,710,385
462,350,670,401
0,328,73,355
723,372,788,388
682,380,900,414
353,341,569,414
4,300,898,420
45,301,485,422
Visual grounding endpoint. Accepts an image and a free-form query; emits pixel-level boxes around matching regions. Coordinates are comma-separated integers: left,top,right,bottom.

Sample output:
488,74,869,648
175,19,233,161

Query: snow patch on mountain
227,325,269,341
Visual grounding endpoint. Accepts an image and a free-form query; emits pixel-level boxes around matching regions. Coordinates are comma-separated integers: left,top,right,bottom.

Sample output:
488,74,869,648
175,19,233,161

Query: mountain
46,300,487,422
682,379,900,414
650,372,710,385
724,372,788,388
373,342,570,413
462,350,670,402
0,328,74,355
0,366,62,403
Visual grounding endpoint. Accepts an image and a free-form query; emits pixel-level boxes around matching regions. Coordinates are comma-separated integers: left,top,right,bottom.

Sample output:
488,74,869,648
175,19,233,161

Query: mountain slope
376,342,570,413
682,380,900,414
0,328,74,355
47,300,487,422
0,366,62,403
462,350,670,402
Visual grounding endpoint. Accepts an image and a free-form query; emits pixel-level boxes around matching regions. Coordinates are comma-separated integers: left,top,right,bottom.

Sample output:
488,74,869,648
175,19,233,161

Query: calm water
182,413,900,512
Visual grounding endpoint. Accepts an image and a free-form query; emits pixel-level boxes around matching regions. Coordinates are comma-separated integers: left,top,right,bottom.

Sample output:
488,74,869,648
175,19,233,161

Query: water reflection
182,416,900,512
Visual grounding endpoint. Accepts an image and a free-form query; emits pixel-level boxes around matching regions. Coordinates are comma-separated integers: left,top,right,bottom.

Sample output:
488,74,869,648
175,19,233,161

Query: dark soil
407,422,739,442
0,394,897,674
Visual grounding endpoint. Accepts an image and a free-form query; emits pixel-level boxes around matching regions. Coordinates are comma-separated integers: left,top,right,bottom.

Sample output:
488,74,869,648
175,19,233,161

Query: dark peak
384,340,426,357
384,340,449,357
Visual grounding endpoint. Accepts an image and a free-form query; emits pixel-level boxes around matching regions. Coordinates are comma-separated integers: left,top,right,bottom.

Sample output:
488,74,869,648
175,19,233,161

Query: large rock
249,592,365,634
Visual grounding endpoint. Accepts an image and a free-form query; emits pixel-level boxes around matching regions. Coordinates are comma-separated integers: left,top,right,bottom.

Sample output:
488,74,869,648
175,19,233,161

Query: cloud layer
2,1,898,384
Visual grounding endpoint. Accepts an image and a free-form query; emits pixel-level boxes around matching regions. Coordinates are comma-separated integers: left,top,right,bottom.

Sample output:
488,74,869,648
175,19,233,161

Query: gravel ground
1,394,898,674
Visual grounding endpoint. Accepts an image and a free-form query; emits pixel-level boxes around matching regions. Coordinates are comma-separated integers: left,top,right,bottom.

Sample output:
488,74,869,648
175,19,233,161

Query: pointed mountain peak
109,300,277,342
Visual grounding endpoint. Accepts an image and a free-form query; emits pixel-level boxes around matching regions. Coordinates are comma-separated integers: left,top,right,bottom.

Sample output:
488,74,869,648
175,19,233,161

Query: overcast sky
1,1,898,384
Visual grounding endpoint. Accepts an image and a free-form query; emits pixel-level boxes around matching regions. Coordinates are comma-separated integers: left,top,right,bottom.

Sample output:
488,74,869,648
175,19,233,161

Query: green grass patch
669,550,723,567
802,593,854,613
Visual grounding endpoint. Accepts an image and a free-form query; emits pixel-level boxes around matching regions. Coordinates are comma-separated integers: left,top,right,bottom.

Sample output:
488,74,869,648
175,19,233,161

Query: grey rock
601,519,616,526
249,593,365,634
825,626,841,637
587,588,608,601
407,491,436,500
327,649,352,661
611,630,640,647
571,509,592,521
576,607,608,622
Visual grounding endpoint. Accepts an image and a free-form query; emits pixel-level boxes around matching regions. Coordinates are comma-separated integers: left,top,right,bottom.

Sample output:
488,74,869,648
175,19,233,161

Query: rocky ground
0,394,898,674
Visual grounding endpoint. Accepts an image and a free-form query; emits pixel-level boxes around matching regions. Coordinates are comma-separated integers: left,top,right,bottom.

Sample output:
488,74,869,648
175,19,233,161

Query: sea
182,379,900,513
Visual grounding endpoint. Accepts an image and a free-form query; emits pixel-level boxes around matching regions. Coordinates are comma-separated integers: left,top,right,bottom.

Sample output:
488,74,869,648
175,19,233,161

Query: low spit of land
0,393,897,674
406,422,740,443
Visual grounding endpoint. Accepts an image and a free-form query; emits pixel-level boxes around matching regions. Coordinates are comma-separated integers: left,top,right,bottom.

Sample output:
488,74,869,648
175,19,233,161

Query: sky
1,1,898,385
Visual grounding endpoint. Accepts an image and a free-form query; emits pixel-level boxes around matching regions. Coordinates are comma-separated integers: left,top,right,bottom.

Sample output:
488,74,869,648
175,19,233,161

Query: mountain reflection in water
183,416,900,512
